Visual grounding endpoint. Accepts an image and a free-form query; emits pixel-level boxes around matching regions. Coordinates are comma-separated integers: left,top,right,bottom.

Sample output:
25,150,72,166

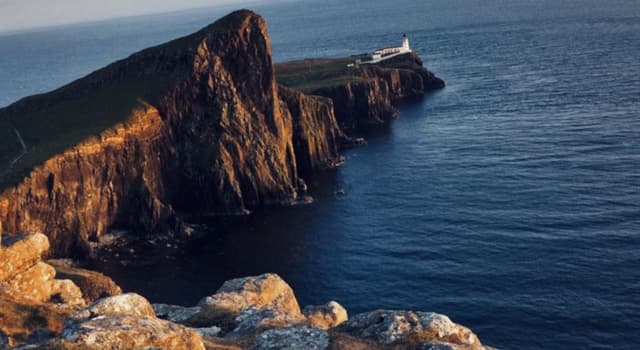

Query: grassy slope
275,53,418,92
275,57,363,92
0,75,172,189
0,32,199,190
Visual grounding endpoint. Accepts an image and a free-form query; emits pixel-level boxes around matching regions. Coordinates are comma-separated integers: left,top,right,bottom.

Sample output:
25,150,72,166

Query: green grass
0,73,175,190
275,53,418,92
275,57,364,92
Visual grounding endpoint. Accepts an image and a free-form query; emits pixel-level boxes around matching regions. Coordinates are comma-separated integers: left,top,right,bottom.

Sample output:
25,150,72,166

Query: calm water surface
1,1,640,349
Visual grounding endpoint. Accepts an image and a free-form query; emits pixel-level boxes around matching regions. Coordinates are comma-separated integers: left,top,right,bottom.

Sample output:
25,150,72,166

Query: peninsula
0,10,443,258
0,10,494,350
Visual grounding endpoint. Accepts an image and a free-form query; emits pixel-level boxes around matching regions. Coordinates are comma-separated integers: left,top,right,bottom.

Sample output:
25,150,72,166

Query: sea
1,0,639,349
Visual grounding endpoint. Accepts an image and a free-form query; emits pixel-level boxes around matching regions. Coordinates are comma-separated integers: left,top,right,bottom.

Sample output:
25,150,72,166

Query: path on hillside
8,127,27,168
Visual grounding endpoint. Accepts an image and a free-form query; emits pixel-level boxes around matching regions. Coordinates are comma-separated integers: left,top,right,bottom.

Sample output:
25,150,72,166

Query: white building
366,34,412,63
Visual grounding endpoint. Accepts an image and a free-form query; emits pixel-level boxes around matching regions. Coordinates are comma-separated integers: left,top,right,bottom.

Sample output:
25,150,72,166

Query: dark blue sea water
2,1,640,349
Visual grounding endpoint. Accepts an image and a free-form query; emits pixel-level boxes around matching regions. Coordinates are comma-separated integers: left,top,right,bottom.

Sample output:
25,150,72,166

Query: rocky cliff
0,10,444,258
278,85,345,175
276,53,445,130
0,10,344,257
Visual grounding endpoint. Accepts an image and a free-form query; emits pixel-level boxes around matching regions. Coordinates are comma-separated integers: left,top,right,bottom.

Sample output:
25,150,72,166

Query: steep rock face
278,85,345,174
0,107,176,256
311,52,444,130
0,10,342,257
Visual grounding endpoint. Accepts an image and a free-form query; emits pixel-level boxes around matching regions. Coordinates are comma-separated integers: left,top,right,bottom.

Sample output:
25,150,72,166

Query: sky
0,0,259,33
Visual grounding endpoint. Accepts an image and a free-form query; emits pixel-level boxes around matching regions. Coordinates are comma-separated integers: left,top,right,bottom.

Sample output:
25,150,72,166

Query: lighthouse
402,34,410,51
362,34,414,64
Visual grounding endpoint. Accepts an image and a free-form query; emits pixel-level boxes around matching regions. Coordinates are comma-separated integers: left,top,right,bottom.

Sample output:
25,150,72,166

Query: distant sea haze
2,0,640,349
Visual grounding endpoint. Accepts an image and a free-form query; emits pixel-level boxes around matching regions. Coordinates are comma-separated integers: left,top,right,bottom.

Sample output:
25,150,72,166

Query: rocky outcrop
303,301,349,330
0,232,50,281
69,293,155,321
60,294,205,350
0,233,85,346
333,310,484,350
0,10,344,257
1,271,493,349
252,326,330,350
0,233,84,306
313,54,444,130
59,315,206,350
48,259,122,303
188,273,305,334
280,52,445,131
150,273,493,350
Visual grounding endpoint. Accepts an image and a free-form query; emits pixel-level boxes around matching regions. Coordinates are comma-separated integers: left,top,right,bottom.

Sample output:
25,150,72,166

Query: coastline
0,9,499,350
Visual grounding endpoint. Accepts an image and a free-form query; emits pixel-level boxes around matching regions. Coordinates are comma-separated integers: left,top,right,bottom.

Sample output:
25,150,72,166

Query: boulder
48,260,122,302
0,262,56,303
0,261,84,308
50,279,85,306
60,314,205,350
303,301,348,330
191,274,304,331
335,310,484,350
70,293,155,322
0,233,49,282
231,307,306,336
251,326,330,350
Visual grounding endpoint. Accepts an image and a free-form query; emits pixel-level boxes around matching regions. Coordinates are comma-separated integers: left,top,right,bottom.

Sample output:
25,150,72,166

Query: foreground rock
189,273,305,334
151,273,493,350
0,233,85,346
333,310,485,350
0,265,493,349
48,259,122,302
252,326,330,350
0,233,50,281
303,301,349,330
59,294,204,350
69,293,155,321
58,315,205,350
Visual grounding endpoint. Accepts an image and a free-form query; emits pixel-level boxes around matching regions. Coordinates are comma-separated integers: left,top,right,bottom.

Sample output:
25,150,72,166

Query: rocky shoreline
0,9,480,350
1,233,494,349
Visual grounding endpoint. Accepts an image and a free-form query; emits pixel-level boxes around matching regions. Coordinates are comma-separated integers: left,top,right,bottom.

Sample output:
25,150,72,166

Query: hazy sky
0,0,258,33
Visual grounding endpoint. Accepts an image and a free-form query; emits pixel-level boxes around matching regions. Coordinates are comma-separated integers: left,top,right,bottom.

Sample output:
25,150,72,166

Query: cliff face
0,10,344,256
310,53,445,130
278,85,344,175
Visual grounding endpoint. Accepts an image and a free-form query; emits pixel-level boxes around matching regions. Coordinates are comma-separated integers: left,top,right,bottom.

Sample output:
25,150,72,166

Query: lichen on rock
252,326,330,350
334,310,486,350
303,301,349,330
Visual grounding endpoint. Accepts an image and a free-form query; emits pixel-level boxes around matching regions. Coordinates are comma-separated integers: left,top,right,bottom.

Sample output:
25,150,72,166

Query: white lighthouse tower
402,34,410,51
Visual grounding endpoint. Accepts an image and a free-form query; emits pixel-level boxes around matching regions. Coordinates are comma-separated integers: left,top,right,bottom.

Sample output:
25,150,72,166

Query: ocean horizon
1,0,639,349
